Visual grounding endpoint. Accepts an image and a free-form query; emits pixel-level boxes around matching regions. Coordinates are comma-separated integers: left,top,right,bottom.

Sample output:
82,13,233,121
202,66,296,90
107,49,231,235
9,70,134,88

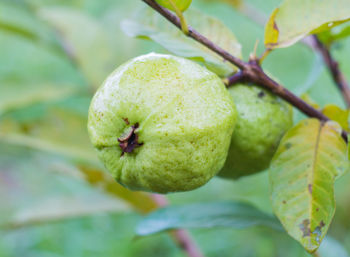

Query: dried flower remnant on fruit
118,123,143,156
123,117,130,125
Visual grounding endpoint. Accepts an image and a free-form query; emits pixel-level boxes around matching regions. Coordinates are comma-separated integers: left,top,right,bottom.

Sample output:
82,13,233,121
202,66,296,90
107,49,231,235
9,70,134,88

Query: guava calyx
118,121,143,156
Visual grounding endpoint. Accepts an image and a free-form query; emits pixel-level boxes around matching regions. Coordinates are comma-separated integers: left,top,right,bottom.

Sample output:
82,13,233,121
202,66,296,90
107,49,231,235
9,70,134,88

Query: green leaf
0,107,159,215
0,21,38,41
1,195,129,230
77,166,159,214
0,146,130,230
318,25,350,45
155,0,192,12
39,7,119,89
0,2,62,54
264,0,350,49
204,0,243,8
136,201,282,236
0,83,77,115
121,7,242,77
322,104,350,132
300,93,321,110
0,107,99,164
269,119,348,253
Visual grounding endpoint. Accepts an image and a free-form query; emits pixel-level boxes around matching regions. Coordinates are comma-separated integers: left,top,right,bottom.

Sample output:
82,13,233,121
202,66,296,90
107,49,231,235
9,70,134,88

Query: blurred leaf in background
121,7,242,77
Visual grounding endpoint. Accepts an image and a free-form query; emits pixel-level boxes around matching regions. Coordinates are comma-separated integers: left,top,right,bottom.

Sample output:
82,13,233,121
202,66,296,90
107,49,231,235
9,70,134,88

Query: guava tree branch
151,194,205,257
142,0,348,141
310,35,350,108
227,2,350,108
223,70,245,85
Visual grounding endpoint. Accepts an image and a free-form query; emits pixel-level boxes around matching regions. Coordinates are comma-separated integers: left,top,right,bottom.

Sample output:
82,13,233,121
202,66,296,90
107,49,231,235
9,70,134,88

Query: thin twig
310,35,350,108
151,194,205,257
170,230,204,257
312,251,321,257
230,1,350,106
141,0,349,141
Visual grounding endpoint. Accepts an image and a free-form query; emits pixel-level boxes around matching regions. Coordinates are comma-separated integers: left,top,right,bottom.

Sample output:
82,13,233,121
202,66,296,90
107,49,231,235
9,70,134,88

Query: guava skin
218,84,293,179
155,0,192,12
88,53,237,193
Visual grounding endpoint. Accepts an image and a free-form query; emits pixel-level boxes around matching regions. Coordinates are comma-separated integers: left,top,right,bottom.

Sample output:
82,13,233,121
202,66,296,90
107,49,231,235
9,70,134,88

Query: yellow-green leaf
264,0,350,49
155,0,192,12
0,83,77,115
322,104,350,132
270,119,348,252
264,8,279,48
300,93,321,110
121,7,242,77
201,0,243,8
2,195,129,230
78,166,159,214
318,25,350,45
0,108,98,164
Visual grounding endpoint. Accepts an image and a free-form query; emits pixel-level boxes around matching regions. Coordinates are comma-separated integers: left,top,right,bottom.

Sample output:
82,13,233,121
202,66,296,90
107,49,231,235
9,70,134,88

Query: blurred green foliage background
0,0,350,256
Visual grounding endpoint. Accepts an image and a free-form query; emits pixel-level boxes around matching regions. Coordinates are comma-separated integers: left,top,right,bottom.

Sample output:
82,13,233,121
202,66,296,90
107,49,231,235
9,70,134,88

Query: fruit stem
310,35,350,108
167,0,189,34
312,251,321,257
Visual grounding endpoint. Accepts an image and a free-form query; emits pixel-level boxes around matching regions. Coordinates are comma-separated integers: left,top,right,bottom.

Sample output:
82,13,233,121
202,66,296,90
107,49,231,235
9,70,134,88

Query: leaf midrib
308,121,324,227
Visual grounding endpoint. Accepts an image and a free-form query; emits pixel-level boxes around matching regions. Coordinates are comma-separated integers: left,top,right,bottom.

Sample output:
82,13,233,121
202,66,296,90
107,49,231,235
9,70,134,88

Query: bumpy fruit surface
218,84,293,179
88,53,237,193
155,0,192,12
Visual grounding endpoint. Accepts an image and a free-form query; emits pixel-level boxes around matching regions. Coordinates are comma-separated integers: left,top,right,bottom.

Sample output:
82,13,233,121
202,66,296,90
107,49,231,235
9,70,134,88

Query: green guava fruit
155,0,192,12
88,53,237,193
218,84,293,179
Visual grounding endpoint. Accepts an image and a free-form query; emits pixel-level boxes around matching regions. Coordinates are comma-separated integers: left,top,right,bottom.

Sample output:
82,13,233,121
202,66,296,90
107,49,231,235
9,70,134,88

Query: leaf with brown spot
264,8,279,48
269,119,348,252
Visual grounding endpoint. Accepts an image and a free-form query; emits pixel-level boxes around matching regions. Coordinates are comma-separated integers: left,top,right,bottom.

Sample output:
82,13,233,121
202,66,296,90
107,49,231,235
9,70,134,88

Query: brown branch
141,3,333,122
142,0,348,141
223,70,245,86
310,35,350,108
170,230,204,257
312,251,321,257
151,194,205,257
